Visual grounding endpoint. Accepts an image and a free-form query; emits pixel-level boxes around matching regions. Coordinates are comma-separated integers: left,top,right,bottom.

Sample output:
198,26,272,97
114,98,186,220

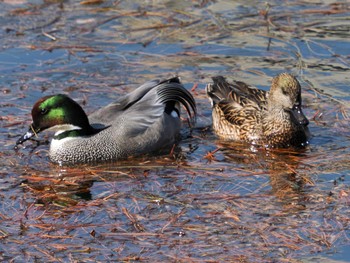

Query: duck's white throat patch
47,124,83,136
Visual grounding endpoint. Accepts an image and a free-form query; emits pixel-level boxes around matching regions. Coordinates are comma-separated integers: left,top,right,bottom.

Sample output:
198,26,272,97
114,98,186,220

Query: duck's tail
156,77,197,127
206,76,233,107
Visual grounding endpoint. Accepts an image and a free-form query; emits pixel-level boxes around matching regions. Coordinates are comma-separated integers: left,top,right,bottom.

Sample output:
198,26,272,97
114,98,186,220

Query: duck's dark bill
290,104,309,126
16,127,36,145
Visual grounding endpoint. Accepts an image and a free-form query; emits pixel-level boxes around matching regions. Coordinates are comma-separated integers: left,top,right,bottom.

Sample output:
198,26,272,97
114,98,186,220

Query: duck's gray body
17,77,196,165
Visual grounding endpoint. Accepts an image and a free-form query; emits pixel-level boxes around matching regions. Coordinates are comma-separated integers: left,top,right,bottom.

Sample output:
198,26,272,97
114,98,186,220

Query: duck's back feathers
88,78,165,125
207,76,267,109
206,76,265,130
89,77,196,128
116,77,196,138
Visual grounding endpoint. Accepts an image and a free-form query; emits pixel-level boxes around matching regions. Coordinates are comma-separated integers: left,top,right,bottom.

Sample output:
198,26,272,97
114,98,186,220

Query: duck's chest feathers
261,109,302,147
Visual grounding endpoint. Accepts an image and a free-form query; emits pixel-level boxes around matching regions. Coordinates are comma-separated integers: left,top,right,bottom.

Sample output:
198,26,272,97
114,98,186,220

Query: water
0,0,349,262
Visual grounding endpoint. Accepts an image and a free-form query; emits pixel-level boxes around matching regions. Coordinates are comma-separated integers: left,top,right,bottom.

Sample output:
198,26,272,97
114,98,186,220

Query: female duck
16,77,196,165
206,73,309,148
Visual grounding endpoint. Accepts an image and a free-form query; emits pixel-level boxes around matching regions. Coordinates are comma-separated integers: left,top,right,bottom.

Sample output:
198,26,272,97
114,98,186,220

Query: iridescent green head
16,94,91,145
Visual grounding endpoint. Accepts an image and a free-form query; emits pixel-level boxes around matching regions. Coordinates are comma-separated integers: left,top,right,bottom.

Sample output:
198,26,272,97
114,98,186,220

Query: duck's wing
206,76,267,126
123,77,196,137
232,80,267,106
89,78,164,125
90,77,196,134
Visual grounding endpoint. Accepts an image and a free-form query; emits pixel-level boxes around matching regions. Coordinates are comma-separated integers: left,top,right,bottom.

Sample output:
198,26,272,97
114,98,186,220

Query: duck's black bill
16,125,37,145
290,104,309,126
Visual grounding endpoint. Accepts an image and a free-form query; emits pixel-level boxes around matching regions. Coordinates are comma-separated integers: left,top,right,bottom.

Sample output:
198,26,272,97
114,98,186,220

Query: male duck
16,77,196,165
206,73,309,148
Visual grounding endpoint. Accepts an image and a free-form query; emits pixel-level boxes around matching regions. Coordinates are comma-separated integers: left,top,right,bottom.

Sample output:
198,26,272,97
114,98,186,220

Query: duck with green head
16,77,196,165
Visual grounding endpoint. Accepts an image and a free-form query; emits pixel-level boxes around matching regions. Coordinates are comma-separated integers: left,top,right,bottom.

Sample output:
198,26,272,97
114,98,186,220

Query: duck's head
16,94,91,145
269,73,309,126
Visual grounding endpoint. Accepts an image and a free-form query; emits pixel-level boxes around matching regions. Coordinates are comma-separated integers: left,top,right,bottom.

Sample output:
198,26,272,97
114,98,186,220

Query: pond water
0,0,349,262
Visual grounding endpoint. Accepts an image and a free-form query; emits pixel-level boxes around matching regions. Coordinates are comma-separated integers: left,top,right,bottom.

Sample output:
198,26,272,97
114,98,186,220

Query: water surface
0,0,349,262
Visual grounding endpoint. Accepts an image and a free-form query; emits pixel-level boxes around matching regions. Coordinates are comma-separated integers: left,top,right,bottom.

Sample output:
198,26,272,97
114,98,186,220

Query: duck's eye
281,86,289,96
40,108,48,115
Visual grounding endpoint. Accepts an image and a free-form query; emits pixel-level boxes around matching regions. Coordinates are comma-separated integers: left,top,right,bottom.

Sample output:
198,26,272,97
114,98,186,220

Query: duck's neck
263,107,291,131
53,124,99,140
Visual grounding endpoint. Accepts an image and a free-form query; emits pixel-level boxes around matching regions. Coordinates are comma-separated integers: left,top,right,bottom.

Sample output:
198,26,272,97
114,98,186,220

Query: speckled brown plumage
206,73,310,148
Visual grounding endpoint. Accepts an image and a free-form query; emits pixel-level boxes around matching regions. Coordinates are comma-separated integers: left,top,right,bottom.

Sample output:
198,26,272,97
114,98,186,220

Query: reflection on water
0,0,349,262
218,141,312,207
